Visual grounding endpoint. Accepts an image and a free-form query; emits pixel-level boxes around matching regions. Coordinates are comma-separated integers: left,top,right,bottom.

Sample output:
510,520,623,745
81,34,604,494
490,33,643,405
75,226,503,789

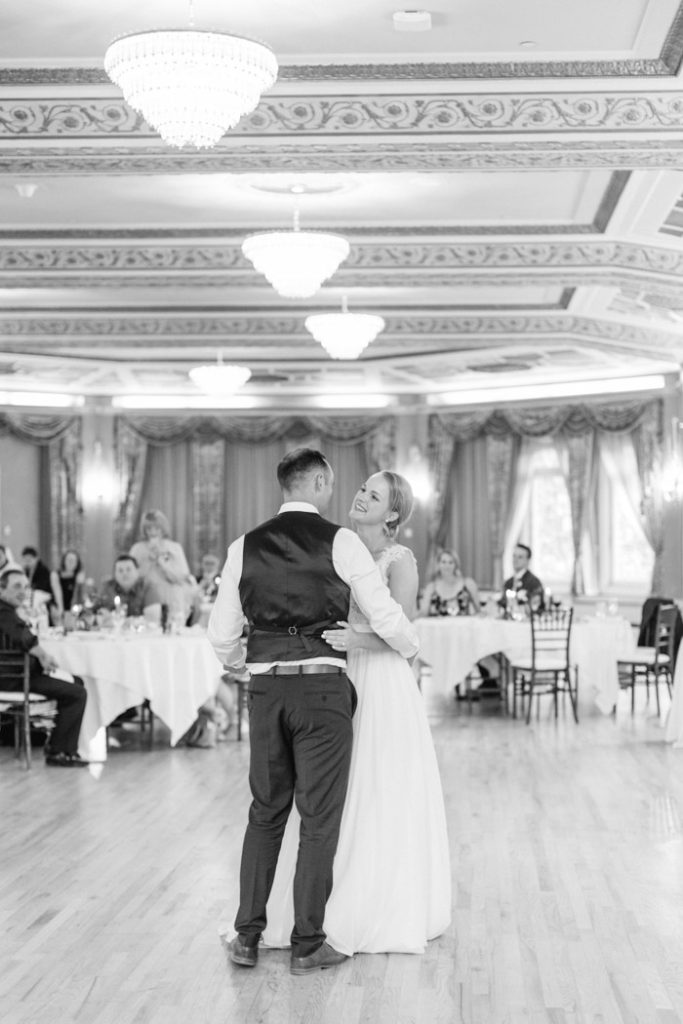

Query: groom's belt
258,664,345,676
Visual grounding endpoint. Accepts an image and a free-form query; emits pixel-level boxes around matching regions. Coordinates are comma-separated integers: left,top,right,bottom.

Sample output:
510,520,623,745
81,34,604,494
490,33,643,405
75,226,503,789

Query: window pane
610,492,654,587
529,468,574,591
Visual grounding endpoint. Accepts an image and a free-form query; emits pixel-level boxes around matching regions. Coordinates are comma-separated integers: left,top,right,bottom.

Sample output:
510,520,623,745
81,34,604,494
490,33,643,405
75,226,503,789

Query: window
524,444,574,593
598,467,654,594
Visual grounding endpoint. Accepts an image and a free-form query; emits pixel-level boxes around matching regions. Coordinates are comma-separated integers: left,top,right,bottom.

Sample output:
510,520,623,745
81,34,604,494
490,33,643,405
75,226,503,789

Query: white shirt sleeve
207,537,247,670
332,527,419,659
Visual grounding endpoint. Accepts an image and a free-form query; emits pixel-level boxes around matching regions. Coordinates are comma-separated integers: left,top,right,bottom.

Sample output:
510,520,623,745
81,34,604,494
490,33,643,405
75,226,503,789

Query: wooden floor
1,682,682,1024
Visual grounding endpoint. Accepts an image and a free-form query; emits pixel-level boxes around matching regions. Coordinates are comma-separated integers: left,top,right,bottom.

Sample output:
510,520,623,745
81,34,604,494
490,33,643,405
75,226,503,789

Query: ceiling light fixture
314,394,392,409
103,0,277,149
0,391,84,408
242,211,350,299
189,355,252,394
112,394,261,410
392,10,432,32
427,374,667,407
305,296,385,360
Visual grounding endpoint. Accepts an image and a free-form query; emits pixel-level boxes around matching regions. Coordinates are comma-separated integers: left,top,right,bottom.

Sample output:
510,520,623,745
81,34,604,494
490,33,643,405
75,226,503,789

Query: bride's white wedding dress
262,544,451,955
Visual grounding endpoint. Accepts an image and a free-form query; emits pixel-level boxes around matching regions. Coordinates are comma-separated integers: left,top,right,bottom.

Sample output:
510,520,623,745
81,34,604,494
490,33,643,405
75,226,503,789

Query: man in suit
208,448,418,976
476,544,545,693
500,543,545,612
0,568,88,766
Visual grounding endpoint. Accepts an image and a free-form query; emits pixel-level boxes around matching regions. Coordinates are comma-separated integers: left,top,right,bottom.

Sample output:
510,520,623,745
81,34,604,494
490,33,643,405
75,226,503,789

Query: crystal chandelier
305,297,385,360
242,211,350,299
104,3,277,149
189,358,251,394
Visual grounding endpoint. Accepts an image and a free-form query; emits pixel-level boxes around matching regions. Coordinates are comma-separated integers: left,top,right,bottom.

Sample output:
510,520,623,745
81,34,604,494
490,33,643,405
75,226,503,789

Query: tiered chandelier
189,356,252,394
104,2,277,149
242,211,350,299
305,297,385,360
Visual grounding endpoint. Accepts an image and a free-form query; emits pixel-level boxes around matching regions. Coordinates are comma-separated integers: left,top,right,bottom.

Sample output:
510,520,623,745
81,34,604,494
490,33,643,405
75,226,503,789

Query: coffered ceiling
1,0,683,409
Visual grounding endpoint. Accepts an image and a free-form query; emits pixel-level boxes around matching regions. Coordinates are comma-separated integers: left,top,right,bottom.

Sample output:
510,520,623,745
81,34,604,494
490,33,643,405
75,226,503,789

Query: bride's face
349,473,391,527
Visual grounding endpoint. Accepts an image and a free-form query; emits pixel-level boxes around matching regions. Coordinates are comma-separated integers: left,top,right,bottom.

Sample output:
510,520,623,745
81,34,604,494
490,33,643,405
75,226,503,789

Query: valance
0,413,79,444
431,398,661,442
119,414,395,447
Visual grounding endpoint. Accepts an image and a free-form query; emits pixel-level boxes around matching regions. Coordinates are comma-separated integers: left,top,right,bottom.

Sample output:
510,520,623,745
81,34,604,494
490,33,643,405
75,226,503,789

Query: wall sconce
82,441,118,507
402,444,433,503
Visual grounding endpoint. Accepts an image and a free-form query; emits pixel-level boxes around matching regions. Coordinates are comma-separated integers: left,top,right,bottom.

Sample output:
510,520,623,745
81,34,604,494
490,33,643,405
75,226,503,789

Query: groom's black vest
240,511,351,663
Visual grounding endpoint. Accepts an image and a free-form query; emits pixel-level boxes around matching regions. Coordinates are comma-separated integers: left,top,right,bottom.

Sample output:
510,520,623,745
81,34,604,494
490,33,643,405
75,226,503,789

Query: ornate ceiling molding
1,139,682,174
0,312,675,348
2,93,683,141
0,271,680,299
0,237,681,278
3,2,683,86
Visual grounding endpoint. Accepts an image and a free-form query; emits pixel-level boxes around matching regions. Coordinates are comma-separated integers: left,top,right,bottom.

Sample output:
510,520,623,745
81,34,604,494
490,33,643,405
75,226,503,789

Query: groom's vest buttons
240,511,351,665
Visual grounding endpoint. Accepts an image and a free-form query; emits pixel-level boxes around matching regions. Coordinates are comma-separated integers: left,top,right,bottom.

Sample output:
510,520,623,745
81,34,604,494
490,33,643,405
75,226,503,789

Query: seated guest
21,545,60,613
190,553,222,627
97,555,162,621
0,568,88,767
419,548,481,617
50,548,86,617
500,543,545,613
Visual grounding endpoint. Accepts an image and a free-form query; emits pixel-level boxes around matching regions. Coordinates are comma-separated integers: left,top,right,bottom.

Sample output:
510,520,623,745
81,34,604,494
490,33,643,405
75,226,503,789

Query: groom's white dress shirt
208,501,419,674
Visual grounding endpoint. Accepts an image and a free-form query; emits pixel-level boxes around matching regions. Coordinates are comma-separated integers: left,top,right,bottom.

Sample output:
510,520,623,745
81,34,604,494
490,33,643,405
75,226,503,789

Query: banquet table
42,629,223,760
415,613,635,716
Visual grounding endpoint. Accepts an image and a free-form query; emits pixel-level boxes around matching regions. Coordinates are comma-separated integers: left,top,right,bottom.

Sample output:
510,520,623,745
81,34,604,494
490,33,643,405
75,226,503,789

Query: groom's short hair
278,448,331,492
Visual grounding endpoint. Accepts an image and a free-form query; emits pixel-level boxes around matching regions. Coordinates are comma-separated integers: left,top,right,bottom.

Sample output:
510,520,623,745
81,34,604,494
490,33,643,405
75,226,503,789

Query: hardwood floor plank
1,688,682,1024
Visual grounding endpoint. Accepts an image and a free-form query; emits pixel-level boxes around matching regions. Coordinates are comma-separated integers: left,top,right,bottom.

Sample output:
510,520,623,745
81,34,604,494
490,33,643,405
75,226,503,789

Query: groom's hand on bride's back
322,621,356,653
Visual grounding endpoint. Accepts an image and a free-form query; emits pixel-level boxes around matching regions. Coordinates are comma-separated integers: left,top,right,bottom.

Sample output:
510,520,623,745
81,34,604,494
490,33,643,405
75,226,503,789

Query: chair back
530,607,574,670
0,646,31,697
653,604,677,669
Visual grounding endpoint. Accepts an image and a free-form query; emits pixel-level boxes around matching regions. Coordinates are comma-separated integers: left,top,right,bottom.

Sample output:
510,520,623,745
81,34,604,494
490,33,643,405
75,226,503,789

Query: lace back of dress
348,544,413,625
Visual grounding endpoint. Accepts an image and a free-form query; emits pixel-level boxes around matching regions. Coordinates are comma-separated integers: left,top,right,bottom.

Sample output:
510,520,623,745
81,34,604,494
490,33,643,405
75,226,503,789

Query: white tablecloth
665,650,683,747
415,614,635,715
42,630,223,759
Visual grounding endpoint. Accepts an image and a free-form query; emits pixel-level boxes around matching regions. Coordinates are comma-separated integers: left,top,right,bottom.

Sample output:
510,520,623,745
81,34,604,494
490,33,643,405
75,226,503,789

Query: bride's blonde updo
381,471,414,538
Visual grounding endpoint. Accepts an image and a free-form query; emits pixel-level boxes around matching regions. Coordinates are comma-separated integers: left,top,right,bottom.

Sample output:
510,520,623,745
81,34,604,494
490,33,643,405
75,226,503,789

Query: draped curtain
116,414,394,566
631,402,666,593
485,433,520,588
428,398,663,594
555,432,597,595
113,418,149,554
0,412,82,566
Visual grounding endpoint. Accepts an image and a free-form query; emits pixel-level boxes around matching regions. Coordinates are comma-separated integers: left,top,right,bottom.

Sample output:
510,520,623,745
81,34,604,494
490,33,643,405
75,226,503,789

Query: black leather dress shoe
228,936,258,967
290,941,348,975
45,751,89,767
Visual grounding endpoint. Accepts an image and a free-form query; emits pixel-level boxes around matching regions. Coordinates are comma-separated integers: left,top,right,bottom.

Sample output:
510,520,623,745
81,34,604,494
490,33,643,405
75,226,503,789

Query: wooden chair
617,603,676,716
0,647,56,768
507,607,578,724
106,699,154,751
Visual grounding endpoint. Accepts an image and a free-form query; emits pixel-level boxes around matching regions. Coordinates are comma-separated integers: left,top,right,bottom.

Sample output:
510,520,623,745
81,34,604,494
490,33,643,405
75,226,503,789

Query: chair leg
654,673,661,717
525,678,533,725
631,667,636,715
22,706,31,769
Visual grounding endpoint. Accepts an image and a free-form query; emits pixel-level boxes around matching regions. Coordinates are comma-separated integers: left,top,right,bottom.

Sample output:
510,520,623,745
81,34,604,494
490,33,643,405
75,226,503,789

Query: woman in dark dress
51,549,85,617
419,548,481,617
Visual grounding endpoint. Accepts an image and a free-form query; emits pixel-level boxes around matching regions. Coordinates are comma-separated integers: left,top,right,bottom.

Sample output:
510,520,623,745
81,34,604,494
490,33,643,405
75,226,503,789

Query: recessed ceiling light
248,180,350,197
393,10,432,32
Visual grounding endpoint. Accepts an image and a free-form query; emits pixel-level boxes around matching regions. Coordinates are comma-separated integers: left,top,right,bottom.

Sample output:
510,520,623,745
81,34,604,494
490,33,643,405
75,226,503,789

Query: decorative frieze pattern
2,93,683,140
0,313,675,347
0,239,682,280
1,140,683,174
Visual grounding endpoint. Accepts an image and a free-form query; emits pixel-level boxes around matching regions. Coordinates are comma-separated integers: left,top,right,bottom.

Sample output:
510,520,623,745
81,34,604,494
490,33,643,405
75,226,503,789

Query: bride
262,470,451,955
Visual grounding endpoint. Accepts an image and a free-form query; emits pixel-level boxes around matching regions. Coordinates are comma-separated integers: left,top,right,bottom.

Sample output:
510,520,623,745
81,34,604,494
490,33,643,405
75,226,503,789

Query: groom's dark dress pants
235,666,355,958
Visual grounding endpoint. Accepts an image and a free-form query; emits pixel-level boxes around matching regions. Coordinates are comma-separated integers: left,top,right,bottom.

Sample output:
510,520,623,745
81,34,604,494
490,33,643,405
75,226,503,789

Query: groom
208,448,418,975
